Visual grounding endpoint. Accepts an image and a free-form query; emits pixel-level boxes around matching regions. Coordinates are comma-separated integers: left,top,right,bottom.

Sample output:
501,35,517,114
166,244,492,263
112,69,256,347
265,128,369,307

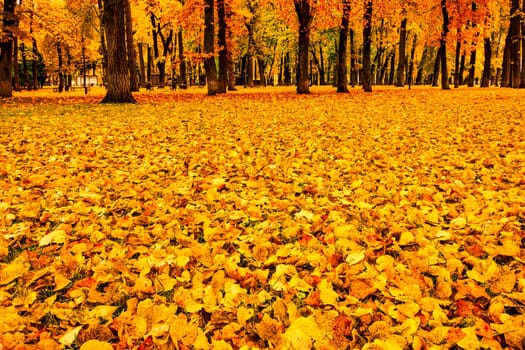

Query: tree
0,0,17,98
336,0,350,92
395,17,407,87
439,0,450,90
101,0,135,103
362,0,373,92
204,0,219,95
125,0,139,91
217,0,228,93
294,0,314,94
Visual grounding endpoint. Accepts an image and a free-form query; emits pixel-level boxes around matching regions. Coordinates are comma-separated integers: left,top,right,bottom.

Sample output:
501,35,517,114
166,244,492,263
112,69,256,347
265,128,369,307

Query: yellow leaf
54,273,71,291
39,229,66,246
237,306,254,326
318,279,338,306
59,326,83,346
345,250,365,265
0,252,29,286
79,340,113,350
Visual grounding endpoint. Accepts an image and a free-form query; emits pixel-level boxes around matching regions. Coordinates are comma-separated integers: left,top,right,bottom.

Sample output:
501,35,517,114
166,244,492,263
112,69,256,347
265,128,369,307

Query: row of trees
0,0,523,101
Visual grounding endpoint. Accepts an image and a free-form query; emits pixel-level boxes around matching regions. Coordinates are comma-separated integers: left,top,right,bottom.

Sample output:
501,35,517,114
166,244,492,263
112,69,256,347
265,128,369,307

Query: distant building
74,76,98,86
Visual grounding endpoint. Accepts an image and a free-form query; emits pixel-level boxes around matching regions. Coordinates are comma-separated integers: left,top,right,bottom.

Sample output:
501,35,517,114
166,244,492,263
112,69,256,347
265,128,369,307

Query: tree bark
217,0,227,93
388,49,395,85
31,10,39,90
125,0,139,91
481,37,491,87
337,0,350,92
13,37,20,91
440,0,450,90
467,50,476,87
0,0,16,98
362,0,373,92
138,42,146,87
458,53,466,85
454,38,461,88
508,0,520,87
101,0,135,103
97,0,108,85
350,29,357,87
204,0,219,95
294,0,313,94
408,35,417,88
178,30,188,89
432,46,441,87
395,17,407,87
521,0,525,88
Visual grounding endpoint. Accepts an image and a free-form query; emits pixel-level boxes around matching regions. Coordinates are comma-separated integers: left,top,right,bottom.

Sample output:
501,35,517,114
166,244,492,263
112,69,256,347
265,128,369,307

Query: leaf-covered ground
0,87,524,349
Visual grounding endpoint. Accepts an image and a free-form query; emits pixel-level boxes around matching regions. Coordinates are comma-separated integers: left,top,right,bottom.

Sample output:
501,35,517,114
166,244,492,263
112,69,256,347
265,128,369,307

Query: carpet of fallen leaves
0,86,524,349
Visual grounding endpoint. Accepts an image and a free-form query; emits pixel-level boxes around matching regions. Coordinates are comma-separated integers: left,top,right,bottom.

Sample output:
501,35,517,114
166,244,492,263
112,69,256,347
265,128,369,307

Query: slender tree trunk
388,49,395,85
138,42,146,87
57,43,65,92
97,0,108,85
395,17,407,87
22,44,29,89
284,52,291,85
521,0,525,88
362,0,373,92
416,47,427,85
432,46,441,86
217,0,227,93
509,0,520,87
501,33,511,87
31,11,38,89
0,0,16,97
350,28,357,87
454,38,461,88
147,45,153,83
408,35,417,88
13,37,20,91
458,53,466,85
319,44,326,85
337,0,350,92
204,0,219,95
481,37,491,87
178,31,187,89
295,0,313,94
101,0,135,103
467,50,476,87
440,0,450,90
125,0,139,91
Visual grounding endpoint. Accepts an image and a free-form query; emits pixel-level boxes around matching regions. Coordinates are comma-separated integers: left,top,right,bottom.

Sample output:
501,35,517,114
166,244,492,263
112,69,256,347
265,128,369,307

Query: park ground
0,86,524,349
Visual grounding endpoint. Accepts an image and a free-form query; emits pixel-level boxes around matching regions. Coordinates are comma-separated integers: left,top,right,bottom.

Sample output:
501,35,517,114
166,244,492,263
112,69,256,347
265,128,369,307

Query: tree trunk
395,18,407,87
350,28,357,87
13,37,20,91
458,53,466,85
57,43,65,92
101,0,135,103
481,37,491,87
178,31,188,89
204,0,219,95
521,0,525,88
388,49,395,85
284,52,291,85
432,46,441,87
454,38,461,88
0,0,16,98
501,33,511,87
440,0,450,90
509,0,520,88
31,12,39,90
125,0,139,91
337,0,350,92
362,0,373,92
147,45,153,83
294,0,313,94
415,47,427,85
467,50,476,87
217,0,227,93
97,0,108,85
408,35,417,87
138,42,146,87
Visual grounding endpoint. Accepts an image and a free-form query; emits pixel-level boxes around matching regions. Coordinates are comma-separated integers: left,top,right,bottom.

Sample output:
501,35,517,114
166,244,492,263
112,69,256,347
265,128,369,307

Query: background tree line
0,0,523,101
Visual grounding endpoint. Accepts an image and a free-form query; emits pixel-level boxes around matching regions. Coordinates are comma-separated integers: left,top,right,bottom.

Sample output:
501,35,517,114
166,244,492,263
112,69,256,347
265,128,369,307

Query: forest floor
0,86,524,349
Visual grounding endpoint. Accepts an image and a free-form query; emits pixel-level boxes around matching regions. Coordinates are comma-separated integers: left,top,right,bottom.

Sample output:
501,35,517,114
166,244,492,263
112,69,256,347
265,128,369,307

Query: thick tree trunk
440,0,450,90
125,0,139,91
101,0,135,103
481,37,491,87
217,0,227,93
395,18,407,87
362,0,373,92
0,0,16,98
294,0,313,94
204,0,219,95
337,0,350,92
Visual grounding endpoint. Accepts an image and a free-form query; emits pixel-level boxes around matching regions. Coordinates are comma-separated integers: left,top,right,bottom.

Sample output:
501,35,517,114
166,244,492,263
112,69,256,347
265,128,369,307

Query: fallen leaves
0,86,525,348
